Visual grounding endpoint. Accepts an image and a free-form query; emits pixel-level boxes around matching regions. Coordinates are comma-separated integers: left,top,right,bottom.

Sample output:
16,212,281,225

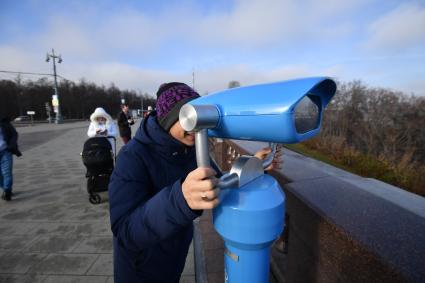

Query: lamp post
45,48,63,124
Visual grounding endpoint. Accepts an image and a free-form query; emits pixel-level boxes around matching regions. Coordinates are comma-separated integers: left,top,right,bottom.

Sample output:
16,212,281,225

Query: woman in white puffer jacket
87,107,118,153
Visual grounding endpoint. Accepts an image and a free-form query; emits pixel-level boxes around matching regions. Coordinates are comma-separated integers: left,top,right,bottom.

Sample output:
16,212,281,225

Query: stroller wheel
89,194,101,204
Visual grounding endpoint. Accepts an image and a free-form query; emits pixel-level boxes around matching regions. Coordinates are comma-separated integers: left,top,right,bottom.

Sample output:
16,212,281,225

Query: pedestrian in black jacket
0,116,22,201
117,103,134,144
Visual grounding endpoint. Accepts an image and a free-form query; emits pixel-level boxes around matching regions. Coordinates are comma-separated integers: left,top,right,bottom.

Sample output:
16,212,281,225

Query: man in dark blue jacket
108,83,220,282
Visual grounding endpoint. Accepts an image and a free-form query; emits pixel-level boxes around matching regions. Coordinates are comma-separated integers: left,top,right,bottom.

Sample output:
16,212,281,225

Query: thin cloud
40,16,98,59
365,3,425,51
194,0,365,48
1,0,424,96
0,46,46,73
69,62,330,95
32,0,366,55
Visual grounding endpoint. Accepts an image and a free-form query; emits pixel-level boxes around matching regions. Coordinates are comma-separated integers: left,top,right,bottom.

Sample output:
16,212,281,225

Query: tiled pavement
0,121,195,283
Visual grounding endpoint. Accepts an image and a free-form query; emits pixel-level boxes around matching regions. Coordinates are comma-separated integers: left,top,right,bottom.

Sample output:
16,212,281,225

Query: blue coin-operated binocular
179,77,336,283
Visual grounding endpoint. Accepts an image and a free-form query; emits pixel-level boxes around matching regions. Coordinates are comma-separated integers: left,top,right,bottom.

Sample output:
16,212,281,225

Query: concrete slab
27,222,111,237
181,251,195,276
179,275,196,283
43,275,108,283
0,252,48,273
0,235,38,252
0,121,195,282
25,236,83,253
27,223,86,236
73,237,113,253
0,222,38,235
0,274,46,283
86,254,113,276
28,253,99,275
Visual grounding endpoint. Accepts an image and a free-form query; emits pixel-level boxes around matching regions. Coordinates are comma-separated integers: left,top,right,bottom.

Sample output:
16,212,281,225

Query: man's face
169,121,195,146
122,105,129,113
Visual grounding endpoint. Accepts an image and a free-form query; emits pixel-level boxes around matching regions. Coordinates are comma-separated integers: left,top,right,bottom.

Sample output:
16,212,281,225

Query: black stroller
81,136,116,204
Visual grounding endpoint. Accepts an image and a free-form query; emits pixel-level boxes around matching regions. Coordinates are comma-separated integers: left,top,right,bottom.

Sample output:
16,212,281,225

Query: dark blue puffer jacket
108,113,201,283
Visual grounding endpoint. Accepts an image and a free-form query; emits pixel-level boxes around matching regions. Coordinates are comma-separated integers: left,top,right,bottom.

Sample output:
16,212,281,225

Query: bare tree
0,78,155,120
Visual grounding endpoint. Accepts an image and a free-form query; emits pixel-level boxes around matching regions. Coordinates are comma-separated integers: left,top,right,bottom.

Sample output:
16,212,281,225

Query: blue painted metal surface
213,175,285,282
193,77,336,282
188,77,336,143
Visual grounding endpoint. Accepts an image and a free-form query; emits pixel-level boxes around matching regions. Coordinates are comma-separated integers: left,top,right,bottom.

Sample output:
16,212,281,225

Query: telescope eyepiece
179,104,219,132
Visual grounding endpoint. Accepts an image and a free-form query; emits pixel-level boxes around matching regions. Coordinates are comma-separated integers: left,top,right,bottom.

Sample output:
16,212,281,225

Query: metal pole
47,48,63,124
52,51,62,123
195,129,210,168
15,75,23,116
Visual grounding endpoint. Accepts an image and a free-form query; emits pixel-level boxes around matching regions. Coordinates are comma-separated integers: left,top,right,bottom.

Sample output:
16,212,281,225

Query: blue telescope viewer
179,77,337,283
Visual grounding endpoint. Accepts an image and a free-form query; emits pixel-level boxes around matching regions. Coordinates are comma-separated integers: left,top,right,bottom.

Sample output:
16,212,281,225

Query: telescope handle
214,142,277,189
217,172,239,189
194,130,276,189
195,129,210,168
261,142,277,170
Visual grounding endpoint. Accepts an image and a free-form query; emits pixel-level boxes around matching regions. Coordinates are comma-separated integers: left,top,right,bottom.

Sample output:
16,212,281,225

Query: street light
45,48,63,124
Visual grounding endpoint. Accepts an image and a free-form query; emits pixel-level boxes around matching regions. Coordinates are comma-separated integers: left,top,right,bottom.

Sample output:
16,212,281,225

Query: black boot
1,190,11,201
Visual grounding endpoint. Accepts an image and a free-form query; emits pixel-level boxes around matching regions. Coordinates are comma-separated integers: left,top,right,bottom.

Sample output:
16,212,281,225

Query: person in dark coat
0,116,22,201
117,103,134,144
108,82,282,282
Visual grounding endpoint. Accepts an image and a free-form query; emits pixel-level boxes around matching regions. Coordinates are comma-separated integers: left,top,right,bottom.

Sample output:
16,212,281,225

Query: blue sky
1,0,424,96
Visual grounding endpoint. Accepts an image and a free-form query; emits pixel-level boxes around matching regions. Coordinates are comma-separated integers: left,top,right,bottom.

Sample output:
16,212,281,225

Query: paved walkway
0,121,195,283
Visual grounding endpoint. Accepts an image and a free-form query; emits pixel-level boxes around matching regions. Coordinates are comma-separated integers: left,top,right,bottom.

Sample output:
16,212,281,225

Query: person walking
117,103,134,144
108,82,282,282
0,116,22,201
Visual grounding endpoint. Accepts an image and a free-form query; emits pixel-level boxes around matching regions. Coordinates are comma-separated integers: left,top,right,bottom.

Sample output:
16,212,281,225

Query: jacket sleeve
6,123,21,156
87,123,97,137
108,146,199,252
107,122,118,137
5,123,17,147
117,112,128,128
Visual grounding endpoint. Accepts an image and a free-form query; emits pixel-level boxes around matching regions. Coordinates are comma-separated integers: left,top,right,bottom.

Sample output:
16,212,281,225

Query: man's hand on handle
254,144,283,171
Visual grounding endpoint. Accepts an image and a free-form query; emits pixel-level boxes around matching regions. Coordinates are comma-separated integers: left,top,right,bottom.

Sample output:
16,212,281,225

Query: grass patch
284,143,424,197
284,143,352,172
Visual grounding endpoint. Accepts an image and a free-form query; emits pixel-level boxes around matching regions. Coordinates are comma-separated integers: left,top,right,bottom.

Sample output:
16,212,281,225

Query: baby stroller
81,136,116,204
